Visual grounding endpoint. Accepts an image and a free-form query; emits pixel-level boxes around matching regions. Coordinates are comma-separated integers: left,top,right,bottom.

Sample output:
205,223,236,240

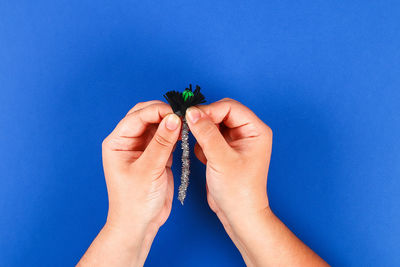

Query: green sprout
182,89,194,102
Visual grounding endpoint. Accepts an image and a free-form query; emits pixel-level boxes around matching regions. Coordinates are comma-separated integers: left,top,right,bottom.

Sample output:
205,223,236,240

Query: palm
129,126,174,227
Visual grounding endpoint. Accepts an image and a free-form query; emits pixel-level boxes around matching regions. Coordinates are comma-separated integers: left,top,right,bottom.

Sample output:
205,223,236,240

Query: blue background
1,0,399,266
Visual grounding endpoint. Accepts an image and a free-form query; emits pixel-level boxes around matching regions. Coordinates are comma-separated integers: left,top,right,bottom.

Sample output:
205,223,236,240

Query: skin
77,98,328,267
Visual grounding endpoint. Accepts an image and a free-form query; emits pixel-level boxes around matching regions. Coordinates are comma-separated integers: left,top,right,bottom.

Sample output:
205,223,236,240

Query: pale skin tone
77,98,328,267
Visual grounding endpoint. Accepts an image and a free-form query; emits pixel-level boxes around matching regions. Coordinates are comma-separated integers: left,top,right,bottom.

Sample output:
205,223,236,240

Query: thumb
138,113,181,173
185,106,233,163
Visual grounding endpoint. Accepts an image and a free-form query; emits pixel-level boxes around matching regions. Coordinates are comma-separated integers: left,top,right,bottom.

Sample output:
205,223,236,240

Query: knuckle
207,197,217,212
264,124,273,138
135,101,145,108
151,100,164,105
118,116,132,134
260,123,273,140
128,100,165,114
127,102,145,113
220,97,240,104
154,133,173,148
102,136,111,150
102,135,135,151
145,101,170,112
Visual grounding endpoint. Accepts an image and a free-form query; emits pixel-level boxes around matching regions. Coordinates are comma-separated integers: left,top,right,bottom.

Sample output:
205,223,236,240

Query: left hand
78,100,181,267
102,100,181,243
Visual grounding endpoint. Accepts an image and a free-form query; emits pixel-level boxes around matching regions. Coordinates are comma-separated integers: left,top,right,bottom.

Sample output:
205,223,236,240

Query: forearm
77,223,158,267
222,208,328,267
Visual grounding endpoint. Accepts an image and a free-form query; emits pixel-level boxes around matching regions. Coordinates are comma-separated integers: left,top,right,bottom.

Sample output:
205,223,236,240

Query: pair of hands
101,98,271,262
103,97,272,228
79,98,326,267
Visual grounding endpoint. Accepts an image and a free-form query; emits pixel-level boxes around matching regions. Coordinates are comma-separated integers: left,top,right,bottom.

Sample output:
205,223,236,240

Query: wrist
218,206,275,265
218,200,272,232
104,219,159,246
102,220,159,264
222,206,272,237
78,223,158,267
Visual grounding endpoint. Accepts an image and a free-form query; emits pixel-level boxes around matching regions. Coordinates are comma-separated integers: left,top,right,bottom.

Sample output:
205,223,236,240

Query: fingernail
165,114,180,131
187,107,201,124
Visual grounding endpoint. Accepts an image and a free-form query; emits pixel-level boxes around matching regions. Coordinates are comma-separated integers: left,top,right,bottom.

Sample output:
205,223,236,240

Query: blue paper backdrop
1,1,399,266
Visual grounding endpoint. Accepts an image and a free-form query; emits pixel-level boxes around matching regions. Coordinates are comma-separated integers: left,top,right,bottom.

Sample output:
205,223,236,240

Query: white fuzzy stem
178,118,190,205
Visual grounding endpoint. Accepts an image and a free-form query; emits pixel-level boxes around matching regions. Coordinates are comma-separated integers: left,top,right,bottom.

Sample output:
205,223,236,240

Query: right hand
185,98,273,229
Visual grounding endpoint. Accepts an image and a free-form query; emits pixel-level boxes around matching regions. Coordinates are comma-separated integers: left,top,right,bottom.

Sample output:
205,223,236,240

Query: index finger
111,102,174,138
197,98,266,131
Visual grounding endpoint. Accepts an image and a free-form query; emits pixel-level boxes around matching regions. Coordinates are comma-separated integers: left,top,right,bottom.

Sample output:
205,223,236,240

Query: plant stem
178,117,190,205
